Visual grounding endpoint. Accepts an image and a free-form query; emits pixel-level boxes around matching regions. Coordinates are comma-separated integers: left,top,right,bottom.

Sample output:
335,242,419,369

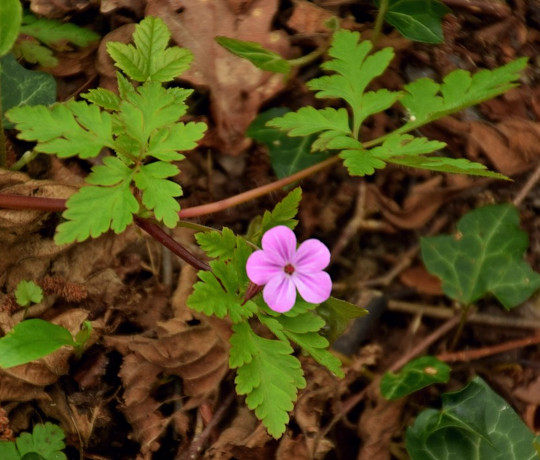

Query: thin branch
134,217,210,272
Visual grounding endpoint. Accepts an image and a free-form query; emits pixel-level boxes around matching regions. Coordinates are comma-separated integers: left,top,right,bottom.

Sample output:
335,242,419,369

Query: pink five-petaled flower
246,225,332,313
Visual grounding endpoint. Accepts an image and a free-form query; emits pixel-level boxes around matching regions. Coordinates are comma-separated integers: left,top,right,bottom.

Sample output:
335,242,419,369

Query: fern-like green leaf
82,88,121,111
133,162,182,228
230,322,306,438
195,227,238,260
56,183,138,244
261,313,344,377
107,16,192,82
401,58,528,126
267,106,350,137
7,101,114,158
147,122,207,161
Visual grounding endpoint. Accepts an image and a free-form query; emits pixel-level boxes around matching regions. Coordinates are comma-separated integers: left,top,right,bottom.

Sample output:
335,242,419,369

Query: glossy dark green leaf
247,108,328,179
0,0,22,56
215,36,290,74
382,0,450,44
421,204,540,309
407,376,538,460
381,356,451,400
1,53,56,129
317,296,368,343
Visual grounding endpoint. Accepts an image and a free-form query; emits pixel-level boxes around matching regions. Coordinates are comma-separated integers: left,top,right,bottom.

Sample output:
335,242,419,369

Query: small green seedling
0,422,67,460
0,280,92,368
7,16,206,244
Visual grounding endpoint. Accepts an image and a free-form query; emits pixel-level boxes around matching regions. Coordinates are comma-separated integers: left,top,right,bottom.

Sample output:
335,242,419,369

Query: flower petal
261,226,297,266
293,271,332,304
294,239,330,272
246,250,283,285
263,273,296,312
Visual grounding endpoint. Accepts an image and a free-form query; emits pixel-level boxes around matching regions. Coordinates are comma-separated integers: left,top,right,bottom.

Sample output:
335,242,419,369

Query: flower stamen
284,263,295,275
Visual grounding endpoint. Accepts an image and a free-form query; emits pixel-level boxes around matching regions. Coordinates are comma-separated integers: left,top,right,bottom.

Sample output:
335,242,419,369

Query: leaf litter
2,1,540,458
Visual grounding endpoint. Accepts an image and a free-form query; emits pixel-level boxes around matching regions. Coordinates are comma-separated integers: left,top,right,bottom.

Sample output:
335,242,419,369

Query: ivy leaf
216,36,290,74
247,108,328,179
14,281,43,307
230,322,306,438
20,12,99,49
1,54,56,129
133,162,182,228
267,106,351,137
188,237,257,322
380,356,451,400
401,58,528,127
7,101,114,159
0,320,76,368
406,377,538,460
107,16,193,83
56,183,138,244
421,204,540,309
317,296,368,343
0,0,22,56
382,0,450,44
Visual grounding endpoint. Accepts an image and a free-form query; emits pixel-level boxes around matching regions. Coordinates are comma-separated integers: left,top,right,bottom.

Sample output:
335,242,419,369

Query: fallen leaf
400,265,443,296
146,0,290,155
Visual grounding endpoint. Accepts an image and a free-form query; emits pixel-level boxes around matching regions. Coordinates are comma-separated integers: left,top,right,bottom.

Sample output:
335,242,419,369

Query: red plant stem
0,194,66,211
134,217,210,271
177,155,340,219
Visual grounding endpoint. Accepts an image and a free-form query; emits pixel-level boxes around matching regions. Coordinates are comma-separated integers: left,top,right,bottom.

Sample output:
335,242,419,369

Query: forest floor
2,0,540,459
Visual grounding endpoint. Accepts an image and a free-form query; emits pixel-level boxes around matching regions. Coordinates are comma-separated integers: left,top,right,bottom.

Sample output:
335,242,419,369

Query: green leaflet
383,0,450,44
0,423,67,460
0,320,76,368
215,36,290,74
401,58,528,127
421,204,540,309
0,0,22,57
380,356,451,400
267,29,526,179
230,322,306,438
107,16,192,82
14,281,43,307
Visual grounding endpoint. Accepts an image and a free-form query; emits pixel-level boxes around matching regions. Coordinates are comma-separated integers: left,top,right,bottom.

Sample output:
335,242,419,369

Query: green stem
287,46,327,68
372,0,389,46
450,304,473,350
10,150,38,171
0,63,6,169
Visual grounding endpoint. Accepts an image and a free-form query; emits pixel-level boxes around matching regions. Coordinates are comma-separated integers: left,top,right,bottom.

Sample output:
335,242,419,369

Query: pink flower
246,226,332,313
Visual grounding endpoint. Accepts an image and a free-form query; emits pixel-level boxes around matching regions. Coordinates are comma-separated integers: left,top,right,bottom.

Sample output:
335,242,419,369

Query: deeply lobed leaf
107,16,192,82
230,322,306,438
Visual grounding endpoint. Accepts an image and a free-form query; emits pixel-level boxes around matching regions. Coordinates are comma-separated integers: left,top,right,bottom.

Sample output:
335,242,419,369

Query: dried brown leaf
146,0,290,155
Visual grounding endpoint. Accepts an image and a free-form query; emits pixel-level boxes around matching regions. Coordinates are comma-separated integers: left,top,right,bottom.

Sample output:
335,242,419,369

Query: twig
437,333,540,363
441,0,510,17
513,161,540,207
313,315,460,452
177,391,236,460
388,299,540,330
134,217,210,272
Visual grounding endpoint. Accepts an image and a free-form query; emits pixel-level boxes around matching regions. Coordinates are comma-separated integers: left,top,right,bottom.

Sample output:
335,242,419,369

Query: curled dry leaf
468,119,540,176
399,265,443,296
29,0,98,18
146,0,290,155
366,176,473,230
